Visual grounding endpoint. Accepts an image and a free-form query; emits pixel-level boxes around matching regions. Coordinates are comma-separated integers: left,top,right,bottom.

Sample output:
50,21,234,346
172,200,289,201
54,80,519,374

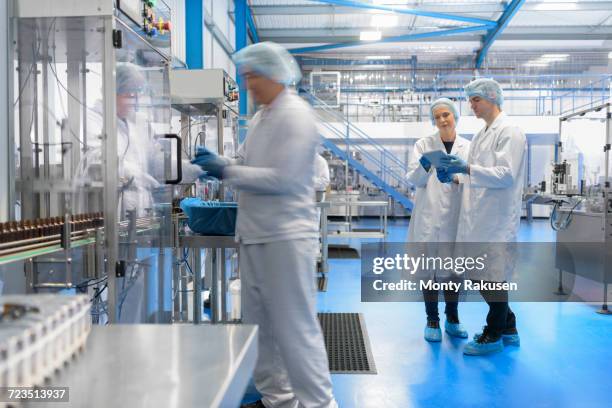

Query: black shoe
446,314,460,324
472,326,502,343
426,320,440,329
241,400,265,408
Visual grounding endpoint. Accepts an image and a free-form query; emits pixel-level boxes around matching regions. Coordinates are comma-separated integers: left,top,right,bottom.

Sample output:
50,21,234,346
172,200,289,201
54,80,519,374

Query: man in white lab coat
193,42,337,408
439,78,526,355
406,98,470,343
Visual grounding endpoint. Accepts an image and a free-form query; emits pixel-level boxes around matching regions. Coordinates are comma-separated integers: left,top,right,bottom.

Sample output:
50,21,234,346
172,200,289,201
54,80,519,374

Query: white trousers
240,239,337,408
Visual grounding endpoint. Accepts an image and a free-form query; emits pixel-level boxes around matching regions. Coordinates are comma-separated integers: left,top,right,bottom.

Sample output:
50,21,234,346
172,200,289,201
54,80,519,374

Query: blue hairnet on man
194,42,338,408
438,78,526,356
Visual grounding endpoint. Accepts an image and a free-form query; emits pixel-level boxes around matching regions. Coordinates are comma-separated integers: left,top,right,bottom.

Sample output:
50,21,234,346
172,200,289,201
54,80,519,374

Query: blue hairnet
232,42,302,86
116,64,146,95
429,97,459,126
464,78,503,106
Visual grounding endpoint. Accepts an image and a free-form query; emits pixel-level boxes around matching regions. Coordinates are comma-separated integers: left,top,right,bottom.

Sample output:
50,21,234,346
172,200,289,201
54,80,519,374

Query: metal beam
476,0,526,68
260,25,612,43
308,0,496,27
288,25,490,54
204,6,234,56
253,2,612,15
247,6,260,43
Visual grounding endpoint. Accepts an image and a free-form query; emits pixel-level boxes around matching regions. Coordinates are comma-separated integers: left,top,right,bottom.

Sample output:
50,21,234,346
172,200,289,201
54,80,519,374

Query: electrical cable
550,198,583,231
90,283,108,301
75,276,108,290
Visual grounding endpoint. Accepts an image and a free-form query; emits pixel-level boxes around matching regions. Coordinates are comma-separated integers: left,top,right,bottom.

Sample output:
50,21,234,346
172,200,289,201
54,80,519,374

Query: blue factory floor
243,219,611,408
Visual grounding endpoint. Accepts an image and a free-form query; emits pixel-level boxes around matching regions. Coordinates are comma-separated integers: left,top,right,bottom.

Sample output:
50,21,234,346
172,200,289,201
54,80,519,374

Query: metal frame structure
475,0,525,68
9,0,177,324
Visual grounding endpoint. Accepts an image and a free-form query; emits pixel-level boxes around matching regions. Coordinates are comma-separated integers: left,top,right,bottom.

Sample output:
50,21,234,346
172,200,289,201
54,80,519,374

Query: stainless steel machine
170,68,240,324
528,102,612,313
8,0,178,323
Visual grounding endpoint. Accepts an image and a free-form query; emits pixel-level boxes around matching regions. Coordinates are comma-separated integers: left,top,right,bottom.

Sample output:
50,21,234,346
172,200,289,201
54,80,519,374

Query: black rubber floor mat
328,244,360,259
318,313,377,374
317,276,328,292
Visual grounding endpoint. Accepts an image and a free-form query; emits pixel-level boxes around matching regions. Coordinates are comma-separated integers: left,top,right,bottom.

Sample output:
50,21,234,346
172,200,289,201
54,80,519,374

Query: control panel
117,0,172,38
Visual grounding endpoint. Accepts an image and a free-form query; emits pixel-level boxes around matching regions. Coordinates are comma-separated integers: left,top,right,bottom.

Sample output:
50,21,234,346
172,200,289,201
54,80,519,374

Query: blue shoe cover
463,338,504,355
501,333,520,346
424,325,442,342
445,321,468,338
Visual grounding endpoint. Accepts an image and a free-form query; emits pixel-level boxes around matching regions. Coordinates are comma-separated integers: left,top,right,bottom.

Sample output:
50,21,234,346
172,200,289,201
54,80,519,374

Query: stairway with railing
301,90,414,211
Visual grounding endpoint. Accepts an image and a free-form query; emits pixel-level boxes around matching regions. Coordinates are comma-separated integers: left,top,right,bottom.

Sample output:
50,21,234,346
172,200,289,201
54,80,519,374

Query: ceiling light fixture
360,31,382,41
541,53,569,59
523,62,549,67
366,55,391,60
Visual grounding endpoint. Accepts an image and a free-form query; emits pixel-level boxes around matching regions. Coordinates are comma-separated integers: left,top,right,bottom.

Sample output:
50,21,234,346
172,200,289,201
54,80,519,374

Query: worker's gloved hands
194,146,218,160
191,154,230,179
439,154,469,175
419,155,431,172
436,167,453,184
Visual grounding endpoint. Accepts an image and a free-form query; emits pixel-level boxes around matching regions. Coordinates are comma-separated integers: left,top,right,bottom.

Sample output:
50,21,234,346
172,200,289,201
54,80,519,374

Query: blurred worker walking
193,42,337,408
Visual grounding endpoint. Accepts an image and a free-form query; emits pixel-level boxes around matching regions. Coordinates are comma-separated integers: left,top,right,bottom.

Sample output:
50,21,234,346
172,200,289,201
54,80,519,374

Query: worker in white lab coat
438,78,526,356
193,42,337,408
405,98,470,342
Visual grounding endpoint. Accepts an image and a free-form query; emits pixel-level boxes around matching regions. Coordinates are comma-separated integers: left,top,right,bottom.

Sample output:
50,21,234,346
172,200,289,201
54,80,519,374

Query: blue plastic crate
179,198,237,236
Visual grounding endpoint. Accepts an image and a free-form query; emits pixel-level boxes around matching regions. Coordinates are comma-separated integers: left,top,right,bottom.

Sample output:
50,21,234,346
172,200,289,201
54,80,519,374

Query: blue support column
235,0,248,142
185,0,203,69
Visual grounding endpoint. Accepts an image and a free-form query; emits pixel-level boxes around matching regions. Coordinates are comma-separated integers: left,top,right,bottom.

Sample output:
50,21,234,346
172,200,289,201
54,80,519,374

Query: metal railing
301,90,411,192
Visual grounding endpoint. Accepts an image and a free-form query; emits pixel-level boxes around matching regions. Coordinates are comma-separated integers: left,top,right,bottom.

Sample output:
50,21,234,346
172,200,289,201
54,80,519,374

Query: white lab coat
455,112,527,281
406,132,470,243
224,89,320,244
314,154,330,192
224,89,337,408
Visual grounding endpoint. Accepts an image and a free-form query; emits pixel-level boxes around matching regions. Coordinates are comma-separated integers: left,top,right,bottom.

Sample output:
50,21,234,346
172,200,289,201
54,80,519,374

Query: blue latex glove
193,146,217,160
419,155,431,172
439,154,469,175
192,146,219,167
193,155,228,179
436,167,453,183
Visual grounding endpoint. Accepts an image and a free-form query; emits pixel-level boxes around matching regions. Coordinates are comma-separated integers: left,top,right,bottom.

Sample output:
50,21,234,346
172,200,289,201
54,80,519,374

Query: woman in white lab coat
405,98,470,342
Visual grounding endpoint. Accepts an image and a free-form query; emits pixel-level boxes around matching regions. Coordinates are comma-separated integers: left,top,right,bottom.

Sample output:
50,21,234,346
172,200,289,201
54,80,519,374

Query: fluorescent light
541,53,569,58
523,62,549,67
360,31,382,41
371,14,398,28
608,51,612,59
540,54,569,61
366,55,391,60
